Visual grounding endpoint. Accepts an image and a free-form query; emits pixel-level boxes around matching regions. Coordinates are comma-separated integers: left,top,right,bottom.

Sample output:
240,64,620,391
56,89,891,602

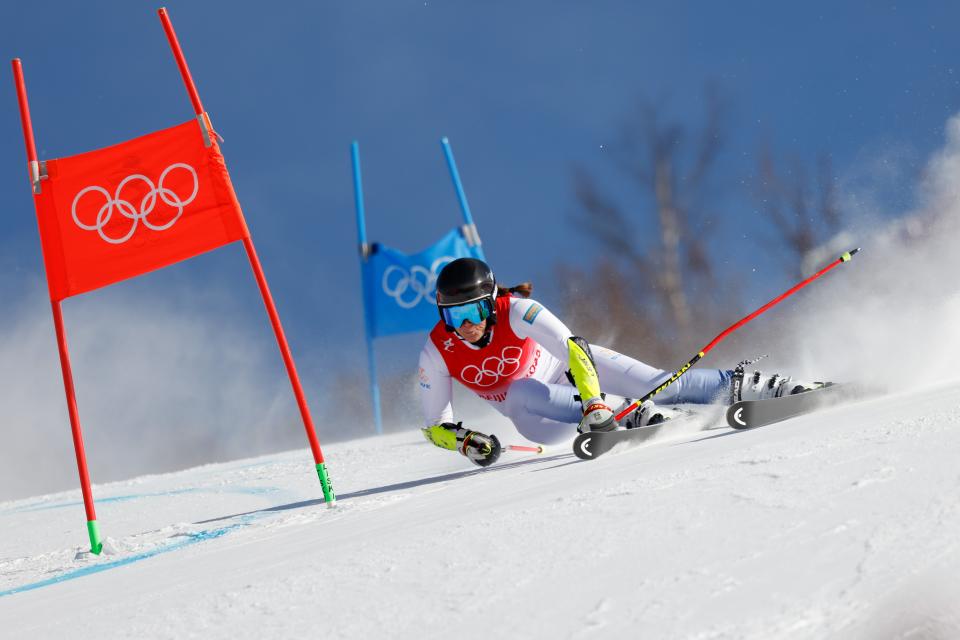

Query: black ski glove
459,429,502,467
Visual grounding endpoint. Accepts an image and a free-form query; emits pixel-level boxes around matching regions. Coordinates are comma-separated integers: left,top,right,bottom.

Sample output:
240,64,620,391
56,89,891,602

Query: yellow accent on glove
421,424,459,451
463,432,493,456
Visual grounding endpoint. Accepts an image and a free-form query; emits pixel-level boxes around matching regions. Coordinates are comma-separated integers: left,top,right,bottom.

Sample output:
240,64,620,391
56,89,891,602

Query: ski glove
421,422,502,467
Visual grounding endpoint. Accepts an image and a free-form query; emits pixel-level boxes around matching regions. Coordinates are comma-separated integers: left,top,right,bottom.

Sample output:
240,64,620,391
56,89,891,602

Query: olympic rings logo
71,163,199,245
461,346,523,387
382,256,454,309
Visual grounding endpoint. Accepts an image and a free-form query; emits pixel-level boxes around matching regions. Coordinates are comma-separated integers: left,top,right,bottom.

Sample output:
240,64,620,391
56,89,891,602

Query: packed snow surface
2,383,960,639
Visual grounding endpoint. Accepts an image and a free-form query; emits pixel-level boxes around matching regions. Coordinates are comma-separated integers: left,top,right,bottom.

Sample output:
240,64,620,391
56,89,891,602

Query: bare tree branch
754,144,846,278
564,86,728,357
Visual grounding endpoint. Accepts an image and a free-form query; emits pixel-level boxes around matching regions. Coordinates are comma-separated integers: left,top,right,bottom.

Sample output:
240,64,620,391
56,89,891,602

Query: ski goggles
440,298,492,328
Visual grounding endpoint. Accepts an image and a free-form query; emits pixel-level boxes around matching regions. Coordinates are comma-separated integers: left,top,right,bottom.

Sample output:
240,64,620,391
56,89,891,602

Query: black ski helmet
436,257,499,329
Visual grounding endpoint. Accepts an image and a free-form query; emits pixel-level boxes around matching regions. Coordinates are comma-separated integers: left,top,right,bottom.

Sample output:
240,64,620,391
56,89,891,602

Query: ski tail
726,383,871,429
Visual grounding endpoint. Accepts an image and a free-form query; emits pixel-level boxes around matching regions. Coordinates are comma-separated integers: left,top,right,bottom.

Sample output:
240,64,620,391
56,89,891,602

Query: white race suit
419,297,732,445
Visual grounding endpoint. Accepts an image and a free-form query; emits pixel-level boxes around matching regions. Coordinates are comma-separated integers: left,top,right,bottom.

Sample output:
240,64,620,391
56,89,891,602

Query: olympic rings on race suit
459,346,523,388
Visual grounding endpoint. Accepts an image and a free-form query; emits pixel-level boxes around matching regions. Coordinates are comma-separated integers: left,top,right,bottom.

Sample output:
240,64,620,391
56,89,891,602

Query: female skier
419,258,819,467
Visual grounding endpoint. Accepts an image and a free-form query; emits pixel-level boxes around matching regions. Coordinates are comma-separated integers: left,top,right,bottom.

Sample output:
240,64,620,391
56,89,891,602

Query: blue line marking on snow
8,489,201,513
0,517,254,599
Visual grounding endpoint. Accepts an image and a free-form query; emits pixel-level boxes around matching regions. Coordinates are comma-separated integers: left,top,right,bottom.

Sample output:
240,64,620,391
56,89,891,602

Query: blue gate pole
440,137,486,260
351,141,383,435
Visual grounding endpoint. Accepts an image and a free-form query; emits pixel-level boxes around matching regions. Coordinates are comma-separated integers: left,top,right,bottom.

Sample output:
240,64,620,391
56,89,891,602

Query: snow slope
2,383,960,639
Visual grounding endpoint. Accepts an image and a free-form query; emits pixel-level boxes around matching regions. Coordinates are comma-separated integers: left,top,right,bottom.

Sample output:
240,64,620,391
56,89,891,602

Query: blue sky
3,1,959,381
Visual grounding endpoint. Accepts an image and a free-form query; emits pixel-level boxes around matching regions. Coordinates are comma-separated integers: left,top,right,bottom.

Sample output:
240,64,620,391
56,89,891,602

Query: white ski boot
577,395,616,433
732,359,824,402
615,399,673,429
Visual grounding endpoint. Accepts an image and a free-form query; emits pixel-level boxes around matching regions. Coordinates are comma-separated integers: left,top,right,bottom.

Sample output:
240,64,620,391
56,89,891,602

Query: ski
725,383,861,430
573,414,699,461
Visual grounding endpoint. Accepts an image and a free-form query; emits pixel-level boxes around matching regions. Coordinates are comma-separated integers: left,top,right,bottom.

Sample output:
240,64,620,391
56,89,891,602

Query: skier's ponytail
498,282,533,298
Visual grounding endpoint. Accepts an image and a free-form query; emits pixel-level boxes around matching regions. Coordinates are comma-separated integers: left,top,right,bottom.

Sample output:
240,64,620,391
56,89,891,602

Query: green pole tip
87,520,103,556
316,462,337,506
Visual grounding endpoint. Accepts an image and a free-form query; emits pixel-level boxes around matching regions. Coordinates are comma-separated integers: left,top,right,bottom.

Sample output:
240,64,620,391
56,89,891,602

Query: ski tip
572,432,596,460
726,403,752,429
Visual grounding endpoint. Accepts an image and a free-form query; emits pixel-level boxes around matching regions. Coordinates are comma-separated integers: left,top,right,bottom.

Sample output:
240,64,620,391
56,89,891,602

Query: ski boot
577,396,617,433
731,358,825,402
615,399,671,429
567,336,617,433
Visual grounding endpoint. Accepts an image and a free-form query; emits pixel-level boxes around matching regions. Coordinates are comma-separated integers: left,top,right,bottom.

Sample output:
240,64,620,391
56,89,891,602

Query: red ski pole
615,248,860,422
504,444,545,454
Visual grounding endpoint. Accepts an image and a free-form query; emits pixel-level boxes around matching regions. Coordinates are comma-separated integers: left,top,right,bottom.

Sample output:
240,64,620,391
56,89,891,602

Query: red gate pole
157,8,335,506
11,58,104,554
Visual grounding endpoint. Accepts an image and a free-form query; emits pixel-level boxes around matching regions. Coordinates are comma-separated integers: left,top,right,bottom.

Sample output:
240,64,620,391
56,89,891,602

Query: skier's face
456,318,487,343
